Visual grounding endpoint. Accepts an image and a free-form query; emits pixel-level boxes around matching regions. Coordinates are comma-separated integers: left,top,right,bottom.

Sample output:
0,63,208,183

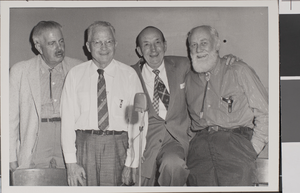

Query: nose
100,42,108,50
56,42,64,50
196,44,202,53
150,43,156,52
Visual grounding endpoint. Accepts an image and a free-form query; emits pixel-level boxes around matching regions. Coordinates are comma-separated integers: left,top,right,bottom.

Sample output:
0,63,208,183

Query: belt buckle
208,126,218,132
101,130,106,136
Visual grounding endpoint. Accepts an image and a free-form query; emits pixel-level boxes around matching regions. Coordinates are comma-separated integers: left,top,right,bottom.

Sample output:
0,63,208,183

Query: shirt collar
91,59,116,78
39,55,63,74
144,60,166,77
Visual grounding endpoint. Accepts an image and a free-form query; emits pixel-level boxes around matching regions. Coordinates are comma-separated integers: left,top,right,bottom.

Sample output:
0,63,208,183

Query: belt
76,130,126,136
41,117,61,122
203,126,253,141
205,126,253,133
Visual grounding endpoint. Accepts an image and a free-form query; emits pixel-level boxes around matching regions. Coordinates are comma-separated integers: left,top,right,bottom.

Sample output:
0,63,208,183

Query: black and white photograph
1,1,279,192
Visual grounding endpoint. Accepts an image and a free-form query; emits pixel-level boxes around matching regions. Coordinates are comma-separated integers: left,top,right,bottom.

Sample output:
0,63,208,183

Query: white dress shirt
60,59,144,168
142,61,170,120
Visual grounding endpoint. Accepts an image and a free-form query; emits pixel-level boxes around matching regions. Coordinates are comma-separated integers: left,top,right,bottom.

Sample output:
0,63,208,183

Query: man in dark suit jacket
128,26,237,186
130,26,191,186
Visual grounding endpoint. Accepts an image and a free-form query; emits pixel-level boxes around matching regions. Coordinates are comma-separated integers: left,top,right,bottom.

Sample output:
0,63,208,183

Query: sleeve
9,65,21,163
124,71,148,168
239,65,268,154
60,69,78,163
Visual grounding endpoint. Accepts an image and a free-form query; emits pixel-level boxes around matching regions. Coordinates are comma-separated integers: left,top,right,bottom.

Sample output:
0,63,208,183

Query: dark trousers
187,129,257,186
76,131,128,186
138,131,190,186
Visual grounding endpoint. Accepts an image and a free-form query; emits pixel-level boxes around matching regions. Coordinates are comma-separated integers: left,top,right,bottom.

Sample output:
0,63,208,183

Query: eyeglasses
90,40,115,48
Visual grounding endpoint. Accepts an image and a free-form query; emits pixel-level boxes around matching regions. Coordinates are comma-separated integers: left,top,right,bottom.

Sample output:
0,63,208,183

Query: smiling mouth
150,53,160,58
196,54,208,59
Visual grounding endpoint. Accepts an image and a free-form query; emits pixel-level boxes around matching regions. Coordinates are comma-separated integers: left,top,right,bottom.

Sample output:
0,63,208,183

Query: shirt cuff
125,150,138,168
63,152,77,163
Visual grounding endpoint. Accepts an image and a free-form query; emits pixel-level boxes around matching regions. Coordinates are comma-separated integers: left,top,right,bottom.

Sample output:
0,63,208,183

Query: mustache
55,50,65,56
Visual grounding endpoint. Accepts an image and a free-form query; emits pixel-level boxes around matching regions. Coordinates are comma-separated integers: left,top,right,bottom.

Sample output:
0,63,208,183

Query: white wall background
9,7,268,88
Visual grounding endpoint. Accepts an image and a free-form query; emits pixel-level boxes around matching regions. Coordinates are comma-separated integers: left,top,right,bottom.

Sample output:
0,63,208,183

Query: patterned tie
97,69,109,131
152,69,170,115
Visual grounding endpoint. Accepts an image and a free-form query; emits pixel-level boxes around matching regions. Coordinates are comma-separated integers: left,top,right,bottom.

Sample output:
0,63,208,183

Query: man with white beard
185,25,268,186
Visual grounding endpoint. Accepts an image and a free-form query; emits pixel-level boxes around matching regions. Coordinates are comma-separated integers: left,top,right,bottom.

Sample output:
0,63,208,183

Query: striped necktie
97,69,109,131
152,69,170,115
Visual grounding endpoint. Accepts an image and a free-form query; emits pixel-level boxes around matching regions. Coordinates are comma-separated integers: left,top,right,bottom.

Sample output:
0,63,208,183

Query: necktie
200,72,210,118
97,69,109,131
152,69,170,115
49,68,53,99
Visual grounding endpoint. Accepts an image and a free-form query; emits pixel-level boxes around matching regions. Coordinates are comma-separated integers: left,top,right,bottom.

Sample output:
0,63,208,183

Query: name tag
180,83,185,89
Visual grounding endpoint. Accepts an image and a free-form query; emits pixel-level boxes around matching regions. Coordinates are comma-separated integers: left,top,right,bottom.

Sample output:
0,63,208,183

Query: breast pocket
77,92,90,113
111,97,128,119
220,92,247,121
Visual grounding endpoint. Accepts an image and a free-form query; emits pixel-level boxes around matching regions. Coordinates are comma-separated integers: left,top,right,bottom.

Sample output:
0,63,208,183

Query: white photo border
1,1,279,192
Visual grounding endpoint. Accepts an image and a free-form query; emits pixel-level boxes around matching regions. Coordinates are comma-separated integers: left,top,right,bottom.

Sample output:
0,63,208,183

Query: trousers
137,131,189,186
31,121,65,168
76,131,128,186
187,128,257,186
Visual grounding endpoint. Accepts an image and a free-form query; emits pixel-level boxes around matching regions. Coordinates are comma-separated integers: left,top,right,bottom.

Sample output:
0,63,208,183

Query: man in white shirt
60,21,144,186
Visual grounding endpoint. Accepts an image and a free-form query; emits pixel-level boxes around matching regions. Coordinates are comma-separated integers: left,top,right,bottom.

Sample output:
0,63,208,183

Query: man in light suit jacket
130,26,191,186
9,21,82,172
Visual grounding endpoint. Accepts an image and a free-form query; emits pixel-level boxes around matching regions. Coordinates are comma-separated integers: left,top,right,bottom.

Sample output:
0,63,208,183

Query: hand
66,163,86,186
223,54,242,65
187,128,196,141
10,161,18,172
122,166,136,186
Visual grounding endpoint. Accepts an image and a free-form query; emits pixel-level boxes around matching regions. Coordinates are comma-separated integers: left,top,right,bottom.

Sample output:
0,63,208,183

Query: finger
132,170,136,183
225,57,230,65
122,173,126,183
81,169,86,179
230,57,235,65
77,176,84,186
69,177,76,186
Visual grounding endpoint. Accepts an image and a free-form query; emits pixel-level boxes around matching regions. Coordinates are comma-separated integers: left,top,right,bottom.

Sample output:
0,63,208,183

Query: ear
137,46,143,57
215,38,221,51
114,41,118,48
86,41,91,53
163,41,167,53
35,43,43,55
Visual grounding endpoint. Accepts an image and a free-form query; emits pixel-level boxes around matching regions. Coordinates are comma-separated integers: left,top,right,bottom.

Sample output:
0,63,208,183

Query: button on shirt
40,60,64,118
142,61,170,120
60,59,144,167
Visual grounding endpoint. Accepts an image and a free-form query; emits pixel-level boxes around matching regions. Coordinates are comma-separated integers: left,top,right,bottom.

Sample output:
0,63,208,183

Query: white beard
191,51,219,73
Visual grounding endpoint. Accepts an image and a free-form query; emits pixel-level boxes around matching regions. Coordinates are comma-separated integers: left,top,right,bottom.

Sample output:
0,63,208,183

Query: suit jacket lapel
164,58,176,118
133,60,159,119
27,55,42,118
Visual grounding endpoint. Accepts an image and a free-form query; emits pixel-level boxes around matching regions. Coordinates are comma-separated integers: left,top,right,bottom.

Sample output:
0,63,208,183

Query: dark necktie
200,72,210,118
49,68,53,99
97,69,109,131
152,69,170,115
